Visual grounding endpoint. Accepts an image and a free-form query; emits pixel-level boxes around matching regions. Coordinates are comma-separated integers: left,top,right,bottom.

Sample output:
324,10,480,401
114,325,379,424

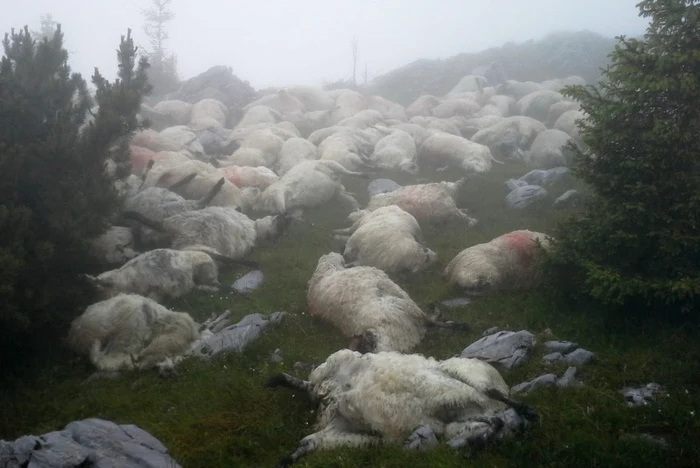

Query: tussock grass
1,162,699,467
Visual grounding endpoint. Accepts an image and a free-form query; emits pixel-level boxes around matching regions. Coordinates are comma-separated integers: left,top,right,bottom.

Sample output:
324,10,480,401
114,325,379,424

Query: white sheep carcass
256,159,369,216
307,253,464,353
332,206,436,274
190,98,228,128
524,129,577,169
276,137,319,176
444,230,552,295
358,178,477,225
405,95,441,119
368,130,419,174
123,206,291,261
516,90,564,123
66,294,205,372
264,349,537,465
213,165,280,190
471,116,547,161
89,226,138,265
84,248,256,302
418,132,501,174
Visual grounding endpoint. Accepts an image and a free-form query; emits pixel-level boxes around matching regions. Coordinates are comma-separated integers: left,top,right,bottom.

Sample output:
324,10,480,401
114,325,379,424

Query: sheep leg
459,416,505,452
485,388,539,422
335,190,360,210
264,373,315,396
425,313,471,333
278,429,382,467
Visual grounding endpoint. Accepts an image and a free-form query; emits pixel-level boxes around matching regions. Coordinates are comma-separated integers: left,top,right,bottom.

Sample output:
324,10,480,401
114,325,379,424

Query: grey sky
1,0,650,89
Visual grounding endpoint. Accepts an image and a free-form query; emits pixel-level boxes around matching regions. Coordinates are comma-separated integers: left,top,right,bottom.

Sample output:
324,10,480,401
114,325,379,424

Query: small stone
404,426,438,451
511,374,557,395
557,366,585,388
564,348,594,366
542,352,564,364
545,340,578,354
231,270,264,293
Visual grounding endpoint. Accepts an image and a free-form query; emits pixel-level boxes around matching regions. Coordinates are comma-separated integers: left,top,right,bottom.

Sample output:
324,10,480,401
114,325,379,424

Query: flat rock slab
519,167,570,187
0,418,180,468
505,185,548,209
367,178,402,197
189,312,286,360
461,330,537,369
231,270,264,293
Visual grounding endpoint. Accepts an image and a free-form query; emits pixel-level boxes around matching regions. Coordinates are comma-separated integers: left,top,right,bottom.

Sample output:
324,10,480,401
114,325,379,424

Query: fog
1,0,649,88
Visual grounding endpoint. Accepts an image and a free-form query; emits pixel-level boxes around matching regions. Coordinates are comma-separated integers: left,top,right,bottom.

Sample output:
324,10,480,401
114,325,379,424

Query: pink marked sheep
444,230,552,295
355,178,477,225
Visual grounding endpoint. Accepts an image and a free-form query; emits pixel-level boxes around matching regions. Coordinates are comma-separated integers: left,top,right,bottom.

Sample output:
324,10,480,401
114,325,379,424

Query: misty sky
1,0,650,89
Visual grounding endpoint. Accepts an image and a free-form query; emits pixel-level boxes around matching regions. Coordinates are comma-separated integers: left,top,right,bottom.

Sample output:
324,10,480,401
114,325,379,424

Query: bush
539,0,700,314
0,25,151,364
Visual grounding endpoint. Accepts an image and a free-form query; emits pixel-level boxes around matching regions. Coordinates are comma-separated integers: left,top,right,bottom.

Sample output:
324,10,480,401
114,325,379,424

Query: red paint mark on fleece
502,232,538,266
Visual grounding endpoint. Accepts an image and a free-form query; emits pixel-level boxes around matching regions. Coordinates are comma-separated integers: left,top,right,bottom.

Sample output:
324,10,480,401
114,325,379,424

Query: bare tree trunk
351,36,358,86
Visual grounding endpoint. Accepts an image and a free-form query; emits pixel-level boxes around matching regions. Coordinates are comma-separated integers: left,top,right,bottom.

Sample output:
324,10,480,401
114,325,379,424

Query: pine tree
540,0,700,314
0,25,151,362
142,0,179,97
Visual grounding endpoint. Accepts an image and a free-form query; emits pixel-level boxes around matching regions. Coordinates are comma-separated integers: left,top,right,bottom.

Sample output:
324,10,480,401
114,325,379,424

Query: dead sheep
327,89,369,124
405,95,441,119
365,95,408,121
131,129,195,156
214,165,280,190
265,349,537,466
368,129,419,174
89,226,138,266
524,129,577,169
243,89,307,114
336,109,385,129
444,230,552,295
496,80,542,100
357,178,477,225
256,159,369,216
471,116,547,160
317,129,376,171
84,248,256,302
516,90,565,123
307,253,463,353
333,205,437,274
276,137,319,176
234,105,283,130
554,109,587,146
190,98,228,128
546,100,581,128
123,206,291,261
159,126,205,155
409,116,462,137
66,294,204,372
430,99,481,119
418,132,502,174
151,100,193,126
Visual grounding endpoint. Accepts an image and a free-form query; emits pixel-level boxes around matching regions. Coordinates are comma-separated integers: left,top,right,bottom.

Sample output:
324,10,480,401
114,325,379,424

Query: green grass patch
1,162,699,467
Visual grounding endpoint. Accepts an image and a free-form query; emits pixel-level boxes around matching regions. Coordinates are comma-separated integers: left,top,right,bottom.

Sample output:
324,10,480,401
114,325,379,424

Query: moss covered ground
1,163,699,467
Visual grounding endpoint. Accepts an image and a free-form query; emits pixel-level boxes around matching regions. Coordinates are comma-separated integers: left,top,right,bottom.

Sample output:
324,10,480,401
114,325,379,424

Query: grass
1,162,699,467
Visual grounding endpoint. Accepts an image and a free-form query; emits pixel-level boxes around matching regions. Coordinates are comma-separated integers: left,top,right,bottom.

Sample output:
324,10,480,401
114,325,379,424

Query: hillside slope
366,30,620,105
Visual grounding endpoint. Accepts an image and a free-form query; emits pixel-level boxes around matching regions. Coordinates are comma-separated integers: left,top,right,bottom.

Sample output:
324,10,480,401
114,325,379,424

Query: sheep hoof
276,456,294,468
